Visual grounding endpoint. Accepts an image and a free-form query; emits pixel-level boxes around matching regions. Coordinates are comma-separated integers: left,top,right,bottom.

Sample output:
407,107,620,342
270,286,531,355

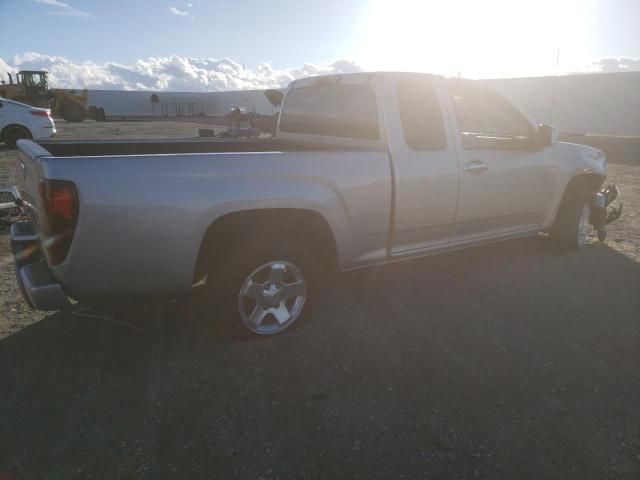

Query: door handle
463,161,489,174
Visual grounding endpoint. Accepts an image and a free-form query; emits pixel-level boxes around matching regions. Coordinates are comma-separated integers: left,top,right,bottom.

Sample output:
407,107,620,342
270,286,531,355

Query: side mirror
536,124,559,148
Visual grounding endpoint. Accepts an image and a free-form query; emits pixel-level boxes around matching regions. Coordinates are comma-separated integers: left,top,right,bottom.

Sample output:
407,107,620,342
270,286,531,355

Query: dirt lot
0,121,639,479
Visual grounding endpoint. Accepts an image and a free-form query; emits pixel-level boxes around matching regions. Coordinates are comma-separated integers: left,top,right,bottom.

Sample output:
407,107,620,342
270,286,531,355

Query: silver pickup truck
6,72,622,335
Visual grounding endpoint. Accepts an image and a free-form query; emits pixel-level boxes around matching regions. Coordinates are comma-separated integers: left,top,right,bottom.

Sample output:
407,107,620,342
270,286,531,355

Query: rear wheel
2,126,31,148
206,237,315,337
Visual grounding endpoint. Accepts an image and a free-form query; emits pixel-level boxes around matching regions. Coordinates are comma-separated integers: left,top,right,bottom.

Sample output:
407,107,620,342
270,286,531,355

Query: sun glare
351,0,594,78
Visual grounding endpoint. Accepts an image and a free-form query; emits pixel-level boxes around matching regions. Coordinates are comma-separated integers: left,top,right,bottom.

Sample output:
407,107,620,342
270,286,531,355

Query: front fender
542,142,607,229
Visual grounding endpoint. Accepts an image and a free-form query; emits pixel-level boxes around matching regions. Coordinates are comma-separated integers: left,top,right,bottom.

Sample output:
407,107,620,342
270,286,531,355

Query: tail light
38,179,79,265
31,110,50,117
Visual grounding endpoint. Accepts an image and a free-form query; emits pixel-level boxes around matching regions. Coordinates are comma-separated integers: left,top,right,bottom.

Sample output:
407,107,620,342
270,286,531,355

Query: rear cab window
279,79,380,140
397,80,447,151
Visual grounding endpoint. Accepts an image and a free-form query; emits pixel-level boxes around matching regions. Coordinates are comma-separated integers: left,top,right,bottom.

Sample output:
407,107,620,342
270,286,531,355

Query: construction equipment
50,87,88,122
0,70,105,122
0,71,49,107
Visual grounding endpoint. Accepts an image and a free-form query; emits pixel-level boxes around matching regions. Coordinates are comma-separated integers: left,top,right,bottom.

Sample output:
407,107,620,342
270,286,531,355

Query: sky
0,0,639,91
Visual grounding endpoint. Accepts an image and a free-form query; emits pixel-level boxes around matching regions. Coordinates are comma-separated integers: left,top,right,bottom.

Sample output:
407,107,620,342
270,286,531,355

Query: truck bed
36,138,379,157
15,137,392,300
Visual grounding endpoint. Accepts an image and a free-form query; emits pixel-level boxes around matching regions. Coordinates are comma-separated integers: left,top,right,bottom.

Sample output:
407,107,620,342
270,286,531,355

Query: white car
0,97,56,148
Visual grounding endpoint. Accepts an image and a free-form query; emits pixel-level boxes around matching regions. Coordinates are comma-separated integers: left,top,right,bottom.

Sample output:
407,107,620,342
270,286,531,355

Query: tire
597,228,607,243
205,236,316,337
2,125,31,148
549,191,592,252
61,101,86,122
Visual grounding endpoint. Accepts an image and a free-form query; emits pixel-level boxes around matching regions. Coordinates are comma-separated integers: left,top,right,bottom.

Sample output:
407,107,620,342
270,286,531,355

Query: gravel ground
0,122,638,479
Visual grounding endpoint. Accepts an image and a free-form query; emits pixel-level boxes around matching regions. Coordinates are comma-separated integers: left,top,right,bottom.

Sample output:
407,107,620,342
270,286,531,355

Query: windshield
18,72,47,87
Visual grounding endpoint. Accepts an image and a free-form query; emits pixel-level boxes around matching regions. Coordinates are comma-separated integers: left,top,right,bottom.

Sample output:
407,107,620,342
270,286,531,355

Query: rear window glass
1,98,29,108
279,83,379,139
397,81,447,151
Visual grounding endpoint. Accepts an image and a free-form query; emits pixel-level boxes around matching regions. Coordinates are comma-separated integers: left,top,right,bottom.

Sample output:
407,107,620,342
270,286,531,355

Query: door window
448,82,532,148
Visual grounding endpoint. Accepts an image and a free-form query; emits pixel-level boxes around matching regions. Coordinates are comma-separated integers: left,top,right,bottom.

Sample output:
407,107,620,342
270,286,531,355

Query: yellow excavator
0,70,105,122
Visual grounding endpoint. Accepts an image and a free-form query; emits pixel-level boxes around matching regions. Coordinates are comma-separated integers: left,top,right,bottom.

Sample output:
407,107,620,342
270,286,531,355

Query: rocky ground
0,121,638,479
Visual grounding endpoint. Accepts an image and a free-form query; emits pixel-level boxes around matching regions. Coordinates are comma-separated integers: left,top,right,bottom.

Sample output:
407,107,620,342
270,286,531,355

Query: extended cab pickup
7,72,622,335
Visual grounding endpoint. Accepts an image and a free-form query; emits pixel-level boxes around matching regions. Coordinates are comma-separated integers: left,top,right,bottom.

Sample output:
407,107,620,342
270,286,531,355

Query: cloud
0,52,363,92
6,52,635,93
35,0,67,6
591,57,640,73
34,0,93,17
169,6,188,16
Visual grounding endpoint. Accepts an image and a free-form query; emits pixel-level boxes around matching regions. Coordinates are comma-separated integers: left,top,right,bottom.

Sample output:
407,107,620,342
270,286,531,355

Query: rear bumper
32,121,57,140
11,221,70,311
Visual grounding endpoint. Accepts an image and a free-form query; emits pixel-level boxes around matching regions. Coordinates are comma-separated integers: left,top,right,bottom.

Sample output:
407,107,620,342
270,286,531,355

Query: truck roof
289,71,445,89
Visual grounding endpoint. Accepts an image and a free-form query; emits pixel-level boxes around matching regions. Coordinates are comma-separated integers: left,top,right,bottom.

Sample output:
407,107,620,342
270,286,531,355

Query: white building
87,89,279,118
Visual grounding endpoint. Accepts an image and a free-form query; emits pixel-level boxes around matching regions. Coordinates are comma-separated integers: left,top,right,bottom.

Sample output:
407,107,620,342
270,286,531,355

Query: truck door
384,76,459,254
445,80,554,242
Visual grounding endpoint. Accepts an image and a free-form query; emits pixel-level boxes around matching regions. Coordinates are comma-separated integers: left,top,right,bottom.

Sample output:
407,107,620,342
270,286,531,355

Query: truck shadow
1,236,639,478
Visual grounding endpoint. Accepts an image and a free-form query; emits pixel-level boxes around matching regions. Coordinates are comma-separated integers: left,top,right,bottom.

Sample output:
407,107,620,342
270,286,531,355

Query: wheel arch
546,173,605,231
192,208,340,283
1,123,32,143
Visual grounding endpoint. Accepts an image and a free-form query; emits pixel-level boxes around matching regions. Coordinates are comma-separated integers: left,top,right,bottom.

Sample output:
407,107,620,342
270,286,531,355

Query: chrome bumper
11,221,70,311
591,184,623,240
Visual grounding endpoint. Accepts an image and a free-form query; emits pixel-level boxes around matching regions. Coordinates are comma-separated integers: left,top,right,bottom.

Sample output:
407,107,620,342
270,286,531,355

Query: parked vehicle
0,71,50,109
0,71,106,122
218,106,260,138
7,72,622,336
0,97,56,147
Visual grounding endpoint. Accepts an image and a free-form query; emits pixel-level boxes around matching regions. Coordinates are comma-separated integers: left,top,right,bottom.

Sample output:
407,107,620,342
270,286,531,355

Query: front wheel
206,239,314,336
549,194,592,251
61,101,86,122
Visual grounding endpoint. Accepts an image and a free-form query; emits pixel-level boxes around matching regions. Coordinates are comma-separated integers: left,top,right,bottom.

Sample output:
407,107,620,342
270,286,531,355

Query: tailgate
15,139,54,224
10,140,71,310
